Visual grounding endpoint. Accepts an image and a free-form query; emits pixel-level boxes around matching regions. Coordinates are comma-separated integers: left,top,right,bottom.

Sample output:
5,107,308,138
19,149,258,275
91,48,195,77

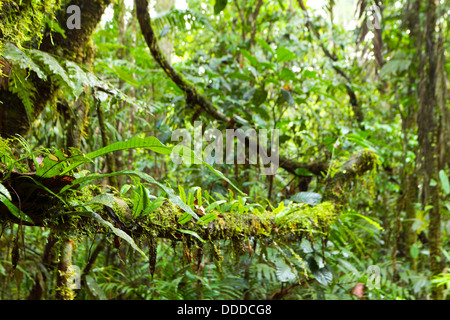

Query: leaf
275,259,296,282
178,212,192,224
281,88,294,106
307,256,332,286
82,210,147,258
345,213,384,231
214,0,228,14
159,25,171,38
303,70,317,78
0,184,34,224
313,267,333,286
85,275,107,300
439,170,449,195
2,43,46,80
112,65,140,87
280,68,297,81
251,88,268,106
36,149,75,178
87,193,117,207
61,136,244,197
198,212,217,224
65,60,92,97
227,72,254,82
146,197,165,215
239,49,258,66
31,50,74,90
294,168,313,176
60,170,200,220
276,47,297,63
48,154,59,162
254,37,274,55
60,136,172,175
175,228,206,243
205,200,226,212
290,192,322,206
300,239,314,253
380,53,411,78
0,183,12,201
346,133,377,151
410,243,419,259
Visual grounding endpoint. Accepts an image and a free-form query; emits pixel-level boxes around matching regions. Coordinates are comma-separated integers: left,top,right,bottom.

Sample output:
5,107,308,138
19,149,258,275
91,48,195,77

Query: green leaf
178,185,187,203
196,187,203,207
132,184,150,217
60,136,172,175
205,200,226,212
112,65,140,87
228,72,254,82
60,135,243,197
439,170,449,195
59,170,200,220
346,133,377,151
36,149,73,178
290,192,322,206
294,168,313,176
178,212,192,224
0,183,34,224
0,183,12,201
31,50,74,90
276,47,297,63
85,275,107,300
380,52,411,78
251,88,268,106
345,213,384,231
280,68,297,81
175,228,206,243
214,0,228,14
255,37,274,55
198,212,217,224
2,43,46,80
313,266,333,286
87,136,172,158
410,243,419,259
281,88,294,106
275,259,296,282
145,197,165,215
239,49,258,66
87,193,117,207
82,210,147,258
300,239,314,253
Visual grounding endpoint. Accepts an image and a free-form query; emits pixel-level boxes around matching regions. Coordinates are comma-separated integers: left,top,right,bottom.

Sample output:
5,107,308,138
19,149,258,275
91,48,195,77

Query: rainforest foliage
0,0,449,300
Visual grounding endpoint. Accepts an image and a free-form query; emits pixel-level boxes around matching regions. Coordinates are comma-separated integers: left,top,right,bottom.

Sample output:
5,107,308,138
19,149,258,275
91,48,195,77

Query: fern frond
1,43,46,80
153,8,215,33
30,50,75,91
9,69,36,123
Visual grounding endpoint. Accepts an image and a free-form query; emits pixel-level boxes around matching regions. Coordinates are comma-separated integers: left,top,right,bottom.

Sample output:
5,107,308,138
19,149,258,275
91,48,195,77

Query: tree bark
416,0,443,300
0,0,111,138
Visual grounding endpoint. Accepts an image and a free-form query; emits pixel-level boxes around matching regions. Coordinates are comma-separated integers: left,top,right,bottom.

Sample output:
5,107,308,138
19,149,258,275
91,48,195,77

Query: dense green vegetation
0,0,449,300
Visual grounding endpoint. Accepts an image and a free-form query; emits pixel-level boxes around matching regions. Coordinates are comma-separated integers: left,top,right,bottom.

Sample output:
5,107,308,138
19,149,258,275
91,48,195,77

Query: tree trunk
0,0,110,138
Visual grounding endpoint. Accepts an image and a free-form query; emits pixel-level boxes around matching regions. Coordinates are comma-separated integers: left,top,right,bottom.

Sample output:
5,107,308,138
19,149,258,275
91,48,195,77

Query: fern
9,68,36,122
65,60,92,97
153,8,215,34
1,43,46,80
30,50,75,91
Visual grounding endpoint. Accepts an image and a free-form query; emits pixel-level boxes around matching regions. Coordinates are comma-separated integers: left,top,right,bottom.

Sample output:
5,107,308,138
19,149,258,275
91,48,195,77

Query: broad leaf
439,170,449,195
290,192,322,206
214,0,228,14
